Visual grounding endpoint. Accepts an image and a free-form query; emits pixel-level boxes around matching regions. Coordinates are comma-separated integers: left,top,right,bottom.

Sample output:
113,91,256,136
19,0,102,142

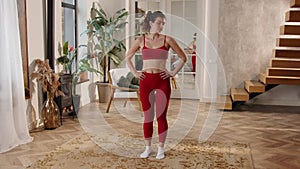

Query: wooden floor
0,99,299,169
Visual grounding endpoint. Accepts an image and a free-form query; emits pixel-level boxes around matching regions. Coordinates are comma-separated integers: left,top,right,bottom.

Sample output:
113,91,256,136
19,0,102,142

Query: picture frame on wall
17,0,30,99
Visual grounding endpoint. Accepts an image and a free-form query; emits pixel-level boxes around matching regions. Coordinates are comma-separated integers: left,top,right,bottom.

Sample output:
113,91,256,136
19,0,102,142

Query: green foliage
82,2,128,82
56,41,76,73
57,55,69,65
56,42,99,95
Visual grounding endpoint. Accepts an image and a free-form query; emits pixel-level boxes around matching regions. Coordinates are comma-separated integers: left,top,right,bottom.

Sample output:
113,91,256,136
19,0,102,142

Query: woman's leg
140,86,155,141
155,78,171,143
139,76,155,158
192,54,196,76
155,78,171,159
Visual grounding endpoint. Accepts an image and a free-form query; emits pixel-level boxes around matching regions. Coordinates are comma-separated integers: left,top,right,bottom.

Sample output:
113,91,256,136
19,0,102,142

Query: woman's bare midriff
143,68,164,73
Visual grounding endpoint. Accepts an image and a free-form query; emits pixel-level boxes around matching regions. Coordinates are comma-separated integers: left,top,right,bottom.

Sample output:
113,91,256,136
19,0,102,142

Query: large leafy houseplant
82,2,128,83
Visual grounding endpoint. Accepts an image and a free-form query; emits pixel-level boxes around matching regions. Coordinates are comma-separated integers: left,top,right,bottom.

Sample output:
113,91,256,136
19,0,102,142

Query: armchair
106,68,142,115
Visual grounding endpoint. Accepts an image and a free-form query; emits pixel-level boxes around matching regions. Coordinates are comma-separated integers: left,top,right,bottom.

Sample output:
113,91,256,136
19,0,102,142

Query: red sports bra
142,35,169,60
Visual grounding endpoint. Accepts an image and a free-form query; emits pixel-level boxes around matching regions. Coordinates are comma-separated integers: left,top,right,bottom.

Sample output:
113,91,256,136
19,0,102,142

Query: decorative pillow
129,84,139,89
126,72,134,81
117,72,140,89
117,75,140,89
131,77,140,86
126,72,140,85
117,76,131,88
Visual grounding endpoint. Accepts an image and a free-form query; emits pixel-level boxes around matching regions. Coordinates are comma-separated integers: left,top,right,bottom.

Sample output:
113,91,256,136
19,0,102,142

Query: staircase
218,0,300,110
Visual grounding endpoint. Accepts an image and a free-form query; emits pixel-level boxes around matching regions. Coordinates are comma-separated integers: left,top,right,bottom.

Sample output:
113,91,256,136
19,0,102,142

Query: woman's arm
125,36,145,79
161,36,187,79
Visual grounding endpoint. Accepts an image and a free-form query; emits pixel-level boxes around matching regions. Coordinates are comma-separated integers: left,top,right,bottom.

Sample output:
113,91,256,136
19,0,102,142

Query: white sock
156,146,165,159
140,146,151,158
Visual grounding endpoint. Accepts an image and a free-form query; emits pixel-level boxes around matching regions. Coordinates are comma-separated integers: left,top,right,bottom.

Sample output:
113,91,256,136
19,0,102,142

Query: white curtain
0,0,33,153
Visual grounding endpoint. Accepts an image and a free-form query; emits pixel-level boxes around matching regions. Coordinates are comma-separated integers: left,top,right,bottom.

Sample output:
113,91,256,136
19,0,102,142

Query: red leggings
139,72,171,143
192,52,196,73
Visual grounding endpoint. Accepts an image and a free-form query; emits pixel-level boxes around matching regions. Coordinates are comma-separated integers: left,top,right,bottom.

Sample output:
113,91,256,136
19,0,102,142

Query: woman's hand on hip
134,71,145,80
160,70,174,79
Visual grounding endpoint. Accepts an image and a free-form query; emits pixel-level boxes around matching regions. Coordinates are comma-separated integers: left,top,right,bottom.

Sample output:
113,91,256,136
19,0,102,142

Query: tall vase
40,92,61,129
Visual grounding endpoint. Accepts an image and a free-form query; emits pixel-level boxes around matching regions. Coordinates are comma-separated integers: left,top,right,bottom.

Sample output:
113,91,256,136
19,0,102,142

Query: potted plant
81,2,128,102
57,41,98,114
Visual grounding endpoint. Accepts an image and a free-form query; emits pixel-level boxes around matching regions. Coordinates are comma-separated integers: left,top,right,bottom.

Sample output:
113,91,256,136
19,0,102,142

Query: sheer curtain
0,0,33,153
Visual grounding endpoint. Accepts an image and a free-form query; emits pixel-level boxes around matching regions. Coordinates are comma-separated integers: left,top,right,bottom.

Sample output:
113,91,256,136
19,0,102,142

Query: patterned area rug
26,133,253,169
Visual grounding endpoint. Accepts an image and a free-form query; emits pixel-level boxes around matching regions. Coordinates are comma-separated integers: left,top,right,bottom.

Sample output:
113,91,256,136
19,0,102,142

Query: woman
185,33,197,75
125,11,187,159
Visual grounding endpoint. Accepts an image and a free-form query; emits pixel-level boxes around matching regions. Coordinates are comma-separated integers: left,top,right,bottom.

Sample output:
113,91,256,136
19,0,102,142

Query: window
61,0,77,47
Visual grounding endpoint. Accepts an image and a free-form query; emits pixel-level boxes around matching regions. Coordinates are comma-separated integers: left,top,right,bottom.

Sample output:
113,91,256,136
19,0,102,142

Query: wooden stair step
259,73,267,84
285,10,300,22
273,49,300,59
291,0,300,7
231,88,249,101
259,73,300,85
244,80,265,93
280,25,300,35
276,38,300,47
271,58,300,68
217,95,232,110
267,68,300,77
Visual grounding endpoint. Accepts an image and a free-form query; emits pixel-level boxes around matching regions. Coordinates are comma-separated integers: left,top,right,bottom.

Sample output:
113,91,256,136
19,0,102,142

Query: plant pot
79,71,88,82
72,94,81,115
96,82,111,103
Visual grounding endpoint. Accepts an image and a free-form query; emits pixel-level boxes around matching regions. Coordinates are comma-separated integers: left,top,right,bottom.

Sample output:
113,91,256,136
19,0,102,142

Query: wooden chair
106,68,142,115
170,76,178,89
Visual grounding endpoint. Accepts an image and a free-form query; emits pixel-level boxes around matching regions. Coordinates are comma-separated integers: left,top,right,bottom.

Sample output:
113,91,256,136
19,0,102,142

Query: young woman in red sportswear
125,11,187,159
185,33,197,76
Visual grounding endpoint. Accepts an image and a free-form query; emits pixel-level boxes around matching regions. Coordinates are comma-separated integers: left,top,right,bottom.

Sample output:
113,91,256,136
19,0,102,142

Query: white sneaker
156,152,165,159
140,148,151,158
156,146,165,159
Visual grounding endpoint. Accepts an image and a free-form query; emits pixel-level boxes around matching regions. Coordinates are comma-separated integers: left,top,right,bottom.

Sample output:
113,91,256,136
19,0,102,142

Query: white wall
54,0,63,73
200,0,221,102
77,0,95,106
98,0,125,17
26,0,45,130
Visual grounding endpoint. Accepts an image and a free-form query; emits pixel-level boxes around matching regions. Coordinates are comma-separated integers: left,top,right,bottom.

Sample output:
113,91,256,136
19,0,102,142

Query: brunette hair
142,11,166,32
